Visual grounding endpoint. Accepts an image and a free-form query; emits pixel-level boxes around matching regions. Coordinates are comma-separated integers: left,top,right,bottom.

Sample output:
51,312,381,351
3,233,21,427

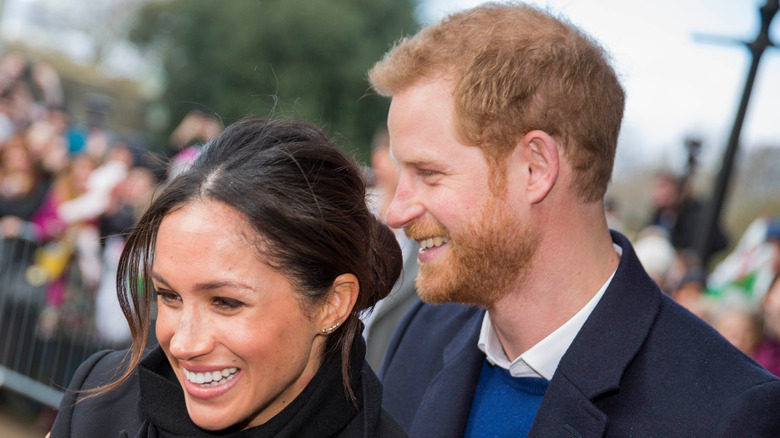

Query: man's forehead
388,140,443,166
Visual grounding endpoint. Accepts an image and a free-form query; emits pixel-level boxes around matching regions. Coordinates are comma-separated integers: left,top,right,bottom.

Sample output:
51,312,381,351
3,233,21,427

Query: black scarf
135,342,363,438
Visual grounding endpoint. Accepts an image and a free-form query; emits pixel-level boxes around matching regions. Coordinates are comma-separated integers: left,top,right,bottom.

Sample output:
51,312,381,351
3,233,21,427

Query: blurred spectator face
370,144,399,223
107,144,135,167
371,145,398,193
123,167,156,207
9,81,33,113
634,229,676,290
26,120,68,174
69,155,96,195
46,107,69,133
112,166,155,201
674,281,707,319
25,120,55,155
714,309,763,356
2,139,34,174
651,175,679,210
0,138,36,199
0,52,28,80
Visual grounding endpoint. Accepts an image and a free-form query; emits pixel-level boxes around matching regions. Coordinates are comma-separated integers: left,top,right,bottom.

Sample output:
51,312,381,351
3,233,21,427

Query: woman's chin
190,415,235,432
185,402,241,432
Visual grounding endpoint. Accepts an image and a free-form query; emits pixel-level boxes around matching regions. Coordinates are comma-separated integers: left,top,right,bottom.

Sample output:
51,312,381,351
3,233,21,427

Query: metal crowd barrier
0,237,120,409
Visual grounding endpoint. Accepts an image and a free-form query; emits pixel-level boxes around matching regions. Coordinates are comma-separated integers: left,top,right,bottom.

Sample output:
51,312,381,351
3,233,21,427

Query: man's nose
385,173,424,229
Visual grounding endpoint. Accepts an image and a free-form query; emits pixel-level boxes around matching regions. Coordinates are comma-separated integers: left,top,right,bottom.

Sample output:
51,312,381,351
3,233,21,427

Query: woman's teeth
419,236,450,251
184,368,239,386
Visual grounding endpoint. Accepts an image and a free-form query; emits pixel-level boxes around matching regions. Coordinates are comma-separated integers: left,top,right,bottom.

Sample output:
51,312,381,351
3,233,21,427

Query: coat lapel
410,308,485,438
530,231,662,437
529,374,607,437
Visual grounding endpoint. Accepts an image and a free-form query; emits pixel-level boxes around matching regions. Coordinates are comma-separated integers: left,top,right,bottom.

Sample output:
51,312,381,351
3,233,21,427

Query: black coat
52,341,406,438
380,231,780,437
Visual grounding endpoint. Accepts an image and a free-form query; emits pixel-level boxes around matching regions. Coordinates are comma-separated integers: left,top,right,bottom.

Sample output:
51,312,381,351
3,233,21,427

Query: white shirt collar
477,244,622,380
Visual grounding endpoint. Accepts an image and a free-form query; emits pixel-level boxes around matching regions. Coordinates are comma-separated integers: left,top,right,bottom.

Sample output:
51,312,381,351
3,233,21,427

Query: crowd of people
0,51,226,391
629,172,780,377
1,3,780,436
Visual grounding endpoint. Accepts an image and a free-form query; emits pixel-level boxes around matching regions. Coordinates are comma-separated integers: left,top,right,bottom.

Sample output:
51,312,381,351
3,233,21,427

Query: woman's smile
179,365,242,400
153,200,325,430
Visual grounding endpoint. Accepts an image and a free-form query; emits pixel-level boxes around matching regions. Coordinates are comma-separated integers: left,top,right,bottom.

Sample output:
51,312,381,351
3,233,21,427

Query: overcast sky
418,0,780,175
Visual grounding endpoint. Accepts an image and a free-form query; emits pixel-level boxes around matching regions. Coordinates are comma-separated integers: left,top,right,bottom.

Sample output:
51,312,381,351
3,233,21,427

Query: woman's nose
167,307,214,360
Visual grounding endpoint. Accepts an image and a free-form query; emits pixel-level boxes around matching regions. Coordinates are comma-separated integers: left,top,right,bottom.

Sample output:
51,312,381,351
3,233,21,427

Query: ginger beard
405,181,540,309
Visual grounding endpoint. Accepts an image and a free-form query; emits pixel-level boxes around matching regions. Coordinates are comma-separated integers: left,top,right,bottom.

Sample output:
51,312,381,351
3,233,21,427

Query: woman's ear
520,130,559,204
318,273,359,335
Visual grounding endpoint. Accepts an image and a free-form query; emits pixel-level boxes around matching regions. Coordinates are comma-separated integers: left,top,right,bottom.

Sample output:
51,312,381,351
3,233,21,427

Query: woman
50,118,406,437
23,154,99,345
0,134,49,228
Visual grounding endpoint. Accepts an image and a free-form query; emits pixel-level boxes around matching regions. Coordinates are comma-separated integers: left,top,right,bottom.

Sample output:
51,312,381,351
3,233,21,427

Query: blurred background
0,0,777,436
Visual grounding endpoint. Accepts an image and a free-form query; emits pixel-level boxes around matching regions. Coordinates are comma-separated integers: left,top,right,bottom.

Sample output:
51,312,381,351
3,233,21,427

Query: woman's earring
319,322,341,335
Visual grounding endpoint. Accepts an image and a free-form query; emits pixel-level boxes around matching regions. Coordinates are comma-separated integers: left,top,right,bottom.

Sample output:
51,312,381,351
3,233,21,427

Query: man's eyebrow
389,145,438,167
392,154,439,167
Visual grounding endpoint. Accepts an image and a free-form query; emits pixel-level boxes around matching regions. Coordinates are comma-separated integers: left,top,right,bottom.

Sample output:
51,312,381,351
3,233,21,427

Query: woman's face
68,156,95,194
2,144,33,173
153,200,326,431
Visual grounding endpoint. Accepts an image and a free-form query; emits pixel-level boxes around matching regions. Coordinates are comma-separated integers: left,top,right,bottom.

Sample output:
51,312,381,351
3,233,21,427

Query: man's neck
488,221,619,361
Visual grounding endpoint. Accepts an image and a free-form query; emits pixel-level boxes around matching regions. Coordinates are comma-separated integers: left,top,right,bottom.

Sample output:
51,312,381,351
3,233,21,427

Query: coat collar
530,230,662,437
555,230,661,398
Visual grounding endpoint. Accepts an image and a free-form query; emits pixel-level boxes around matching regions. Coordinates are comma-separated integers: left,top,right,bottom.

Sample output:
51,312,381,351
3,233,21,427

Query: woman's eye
212,297,244,310
156,290,181,305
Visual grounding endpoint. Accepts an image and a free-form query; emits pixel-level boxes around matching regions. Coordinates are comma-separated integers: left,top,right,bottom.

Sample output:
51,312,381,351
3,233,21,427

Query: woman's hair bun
366,216,403,307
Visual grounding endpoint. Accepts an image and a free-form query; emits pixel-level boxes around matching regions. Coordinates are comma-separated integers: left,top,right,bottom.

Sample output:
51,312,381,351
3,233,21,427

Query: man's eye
418,169,439,177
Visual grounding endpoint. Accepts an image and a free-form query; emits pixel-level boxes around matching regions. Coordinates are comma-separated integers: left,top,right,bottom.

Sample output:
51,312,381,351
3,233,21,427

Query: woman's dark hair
102,118,402,402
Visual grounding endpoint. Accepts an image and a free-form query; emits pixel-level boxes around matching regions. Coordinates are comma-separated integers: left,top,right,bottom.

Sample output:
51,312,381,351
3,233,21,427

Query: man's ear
318,273,359,335
521,130,559,204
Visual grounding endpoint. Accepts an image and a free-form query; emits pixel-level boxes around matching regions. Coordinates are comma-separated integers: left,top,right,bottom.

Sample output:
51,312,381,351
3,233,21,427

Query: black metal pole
696,0,778,268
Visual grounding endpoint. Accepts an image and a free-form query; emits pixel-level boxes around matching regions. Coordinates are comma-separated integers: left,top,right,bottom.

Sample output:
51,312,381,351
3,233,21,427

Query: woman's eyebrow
151,272,170,287
191,280,253,292
151,273,252,292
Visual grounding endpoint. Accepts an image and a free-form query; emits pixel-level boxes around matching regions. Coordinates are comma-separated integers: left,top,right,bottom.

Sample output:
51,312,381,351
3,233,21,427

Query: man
368,3,780,437
648,171,728,254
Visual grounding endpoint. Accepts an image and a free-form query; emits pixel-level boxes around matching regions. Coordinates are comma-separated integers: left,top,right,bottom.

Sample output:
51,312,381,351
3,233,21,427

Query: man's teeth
184,368,239,386
419,236,450,251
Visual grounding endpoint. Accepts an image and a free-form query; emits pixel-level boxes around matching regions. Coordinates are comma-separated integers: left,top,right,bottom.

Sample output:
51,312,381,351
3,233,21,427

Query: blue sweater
465,359,550,437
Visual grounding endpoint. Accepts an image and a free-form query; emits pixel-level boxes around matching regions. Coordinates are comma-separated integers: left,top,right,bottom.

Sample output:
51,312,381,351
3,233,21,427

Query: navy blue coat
52,345,407,437
380,231,780,437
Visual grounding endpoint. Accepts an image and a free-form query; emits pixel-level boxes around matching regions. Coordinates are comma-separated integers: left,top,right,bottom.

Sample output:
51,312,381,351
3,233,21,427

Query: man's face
385,77,539,308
